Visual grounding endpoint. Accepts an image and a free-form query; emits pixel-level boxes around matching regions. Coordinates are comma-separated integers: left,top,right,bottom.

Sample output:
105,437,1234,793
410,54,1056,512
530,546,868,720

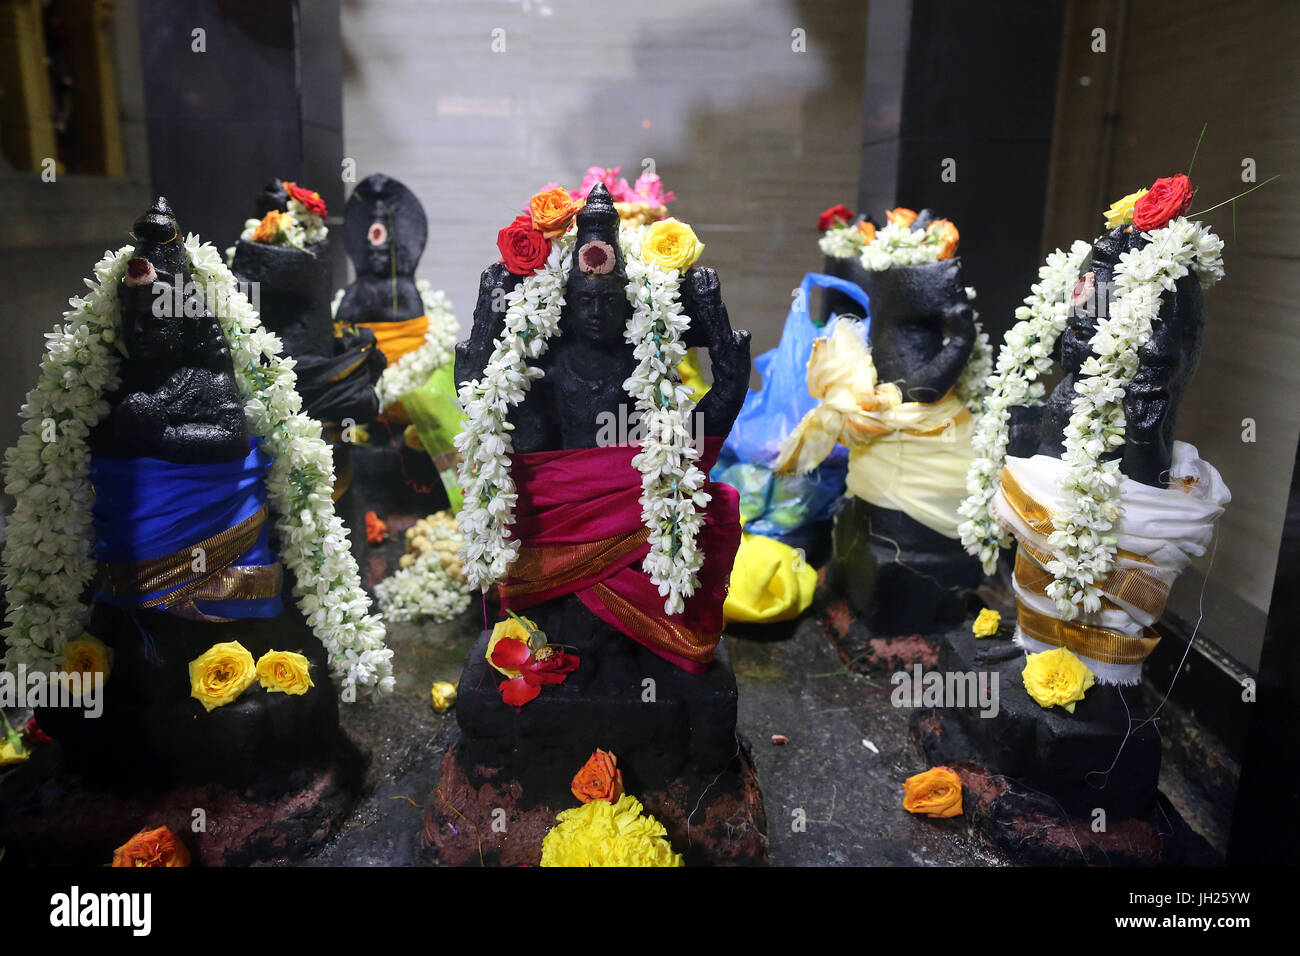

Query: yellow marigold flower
972,608,1002,638
256,650,314,696
61,633,114,681
188,641,257,712
540,794,684,867
430,680,458,714
1021,647,1095,713
640,218,705,272
1104,187,1148,230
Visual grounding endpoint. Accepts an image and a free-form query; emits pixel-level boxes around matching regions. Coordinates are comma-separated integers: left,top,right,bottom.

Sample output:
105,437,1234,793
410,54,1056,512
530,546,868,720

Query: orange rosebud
111,826,191,867
365,510,388,545
571,748,625,804
885,207,917,227
857,220,877,245
902,766,963,819
529,187,585,239
926,219,960,259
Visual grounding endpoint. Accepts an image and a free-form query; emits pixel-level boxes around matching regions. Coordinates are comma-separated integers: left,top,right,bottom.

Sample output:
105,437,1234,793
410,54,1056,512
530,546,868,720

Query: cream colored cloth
993,441,1231,685
774,320,975,538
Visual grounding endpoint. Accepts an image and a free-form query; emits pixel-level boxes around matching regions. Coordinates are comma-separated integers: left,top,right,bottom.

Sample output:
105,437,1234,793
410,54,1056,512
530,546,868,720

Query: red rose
521,645,580,685
283,180,328,216
1132,174,1195,231
498,214,552,276
818,204,855,233
24,717,52,745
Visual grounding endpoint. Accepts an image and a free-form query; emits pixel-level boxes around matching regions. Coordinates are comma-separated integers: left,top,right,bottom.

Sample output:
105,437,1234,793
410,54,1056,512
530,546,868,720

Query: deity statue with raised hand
450,181,751,800
968,175,1230,688
778,205,988,632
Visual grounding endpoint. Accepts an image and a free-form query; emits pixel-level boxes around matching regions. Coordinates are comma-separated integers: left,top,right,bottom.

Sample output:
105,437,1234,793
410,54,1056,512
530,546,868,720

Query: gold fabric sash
96,504,282,623
1015,598,1161,666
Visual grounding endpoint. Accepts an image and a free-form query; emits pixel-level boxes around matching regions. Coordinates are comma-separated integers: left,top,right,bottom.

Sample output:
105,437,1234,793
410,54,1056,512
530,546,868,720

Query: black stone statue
42,198,343,790
230,179,385,556
818,209,982,633
450,184,752,804
335,173,449,514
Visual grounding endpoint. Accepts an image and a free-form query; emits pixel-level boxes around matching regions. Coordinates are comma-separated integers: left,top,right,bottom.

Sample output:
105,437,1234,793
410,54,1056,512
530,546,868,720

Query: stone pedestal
828,498,982,634
350,424,450,518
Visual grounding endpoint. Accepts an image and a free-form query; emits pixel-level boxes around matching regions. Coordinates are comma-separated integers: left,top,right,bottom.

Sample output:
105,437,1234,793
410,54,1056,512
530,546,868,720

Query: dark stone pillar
136,0,344,283
858,0,1064,341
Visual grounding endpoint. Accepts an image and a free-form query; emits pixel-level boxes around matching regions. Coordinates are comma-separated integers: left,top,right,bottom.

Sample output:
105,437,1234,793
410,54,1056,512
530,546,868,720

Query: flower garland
375,512,472,623
1047,215,1222,617
455,189,708,614
1,239,394,697
373,280,459,409
957,240,1093,572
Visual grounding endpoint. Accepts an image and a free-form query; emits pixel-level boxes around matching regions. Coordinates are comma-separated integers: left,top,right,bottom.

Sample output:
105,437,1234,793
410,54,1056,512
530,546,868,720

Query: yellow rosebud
431,680,458,714
972,608,1002,638
255,650,314,696
640,218,705,272
1104,187,1148,230
902,766,963,818
188,641,257,712
485,615,538,679
1021,647,1096,713
61,633,114,681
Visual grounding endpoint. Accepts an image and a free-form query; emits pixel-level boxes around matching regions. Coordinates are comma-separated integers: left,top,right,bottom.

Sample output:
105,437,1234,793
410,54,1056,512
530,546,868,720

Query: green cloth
402,362,464,512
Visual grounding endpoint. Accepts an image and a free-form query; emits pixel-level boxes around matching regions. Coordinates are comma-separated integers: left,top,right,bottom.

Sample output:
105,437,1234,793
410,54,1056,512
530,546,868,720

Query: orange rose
926,219,959,259
902,766,963,818
886,207,918,227
857,220,877,245
571,748,625,804
529,187,584,239
252,209,290,243
111,826,191,867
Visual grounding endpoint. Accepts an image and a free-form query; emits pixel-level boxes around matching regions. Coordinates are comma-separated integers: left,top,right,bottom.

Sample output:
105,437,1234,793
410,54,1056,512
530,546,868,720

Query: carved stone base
0,734,366,866
455,627,739,808
828,498,982,634
920,619,1162,817
422,727,767,866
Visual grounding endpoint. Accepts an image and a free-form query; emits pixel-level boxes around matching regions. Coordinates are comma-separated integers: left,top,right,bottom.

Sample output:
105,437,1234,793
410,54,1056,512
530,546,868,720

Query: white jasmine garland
373,280,459,409
958,240,1093,572
818,223,863,259
1046,218,1223,618
1,239,394,698
375,517,472,623
859,220,946,271
454,222,708,614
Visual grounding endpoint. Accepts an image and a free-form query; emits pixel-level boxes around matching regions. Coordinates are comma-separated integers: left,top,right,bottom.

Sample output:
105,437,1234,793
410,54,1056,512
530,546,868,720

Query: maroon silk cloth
499,437,740,674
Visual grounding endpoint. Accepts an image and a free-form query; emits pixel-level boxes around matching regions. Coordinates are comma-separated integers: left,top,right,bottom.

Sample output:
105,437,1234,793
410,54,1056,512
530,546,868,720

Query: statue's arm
454,263,519,389
1120,321,1178,487
680,267,751,438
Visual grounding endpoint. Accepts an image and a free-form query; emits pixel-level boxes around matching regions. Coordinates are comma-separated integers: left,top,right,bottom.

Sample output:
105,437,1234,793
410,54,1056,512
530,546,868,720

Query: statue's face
566,275,631,346
363,214,392,276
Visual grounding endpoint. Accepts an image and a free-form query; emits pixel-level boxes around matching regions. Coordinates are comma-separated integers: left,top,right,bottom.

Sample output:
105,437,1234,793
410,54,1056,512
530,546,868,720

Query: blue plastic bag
712,272,870,550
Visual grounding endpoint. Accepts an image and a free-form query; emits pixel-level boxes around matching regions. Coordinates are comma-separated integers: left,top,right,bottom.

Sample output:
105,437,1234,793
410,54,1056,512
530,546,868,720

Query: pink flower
632,172,675,207
575,166,635,203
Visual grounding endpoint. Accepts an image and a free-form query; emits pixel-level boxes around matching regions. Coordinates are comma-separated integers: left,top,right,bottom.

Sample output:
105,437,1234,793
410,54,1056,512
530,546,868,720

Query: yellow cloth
677,348,710,404
336,314,430,366
724,532,817,624
774,320,974,539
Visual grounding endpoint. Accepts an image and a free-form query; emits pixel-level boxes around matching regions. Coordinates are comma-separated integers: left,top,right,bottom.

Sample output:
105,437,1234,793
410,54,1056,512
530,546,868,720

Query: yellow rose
256,650,314,696
61,634,114,681
1021,647,1096,713
430,680,458,714
485,615,539,678
640,218,705,272
188,641,257,712
1104,187,1148,230
972,608,1002,638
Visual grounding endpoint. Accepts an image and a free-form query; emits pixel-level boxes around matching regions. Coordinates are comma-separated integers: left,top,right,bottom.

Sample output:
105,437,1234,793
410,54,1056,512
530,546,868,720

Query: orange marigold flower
365,510,388,545
902,766,963,819
111,826,191,867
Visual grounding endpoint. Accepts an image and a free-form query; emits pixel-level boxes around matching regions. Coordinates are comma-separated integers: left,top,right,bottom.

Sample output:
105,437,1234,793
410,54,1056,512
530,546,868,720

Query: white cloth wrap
991,441,1231,685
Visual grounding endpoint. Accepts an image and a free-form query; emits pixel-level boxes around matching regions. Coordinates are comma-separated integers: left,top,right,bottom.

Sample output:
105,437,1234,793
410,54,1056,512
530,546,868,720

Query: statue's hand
680,267,751,438
116,391,168,441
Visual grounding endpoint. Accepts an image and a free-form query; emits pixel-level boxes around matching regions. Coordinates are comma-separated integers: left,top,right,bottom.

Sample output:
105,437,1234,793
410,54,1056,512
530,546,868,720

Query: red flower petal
500,676,541,708
522,651,580,686
490,636,534,671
